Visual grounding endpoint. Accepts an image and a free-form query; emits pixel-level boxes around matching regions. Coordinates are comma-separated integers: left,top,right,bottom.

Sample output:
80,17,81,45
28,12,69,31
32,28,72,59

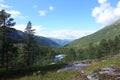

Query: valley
0,8,120,80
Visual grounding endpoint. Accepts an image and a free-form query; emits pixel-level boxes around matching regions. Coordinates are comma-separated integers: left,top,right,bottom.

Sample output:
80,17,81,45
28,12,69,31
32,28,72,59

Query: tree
87,43,97,59
97,39,108,58
0,10,16,70
24,21,35,66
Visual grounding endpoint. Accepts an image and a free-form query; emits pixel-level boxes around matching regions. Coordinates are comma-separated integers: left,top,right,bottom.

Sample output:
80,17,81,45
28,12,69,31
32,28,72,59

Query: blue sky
0,0,120,39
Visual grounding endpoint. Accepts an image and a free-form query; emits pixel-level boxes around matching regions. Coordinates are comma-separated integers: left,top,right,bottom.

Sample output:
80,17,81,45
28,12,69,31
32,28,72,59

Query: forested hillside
1,27,60,47
0,10,75,76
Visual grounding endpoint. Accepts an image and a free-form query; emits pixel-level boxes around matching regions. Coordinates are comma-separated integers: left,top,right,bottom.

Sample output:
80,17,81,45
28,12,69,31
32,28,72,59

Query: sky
0,0,120,40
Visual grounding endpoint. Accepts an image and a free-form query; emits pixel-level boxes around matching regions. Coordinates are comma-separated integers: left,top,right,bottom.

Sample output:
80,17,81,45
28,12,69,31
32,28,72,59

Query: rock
87,73,99,80
99,66,116,74
87,65,120,80
116,77,120,80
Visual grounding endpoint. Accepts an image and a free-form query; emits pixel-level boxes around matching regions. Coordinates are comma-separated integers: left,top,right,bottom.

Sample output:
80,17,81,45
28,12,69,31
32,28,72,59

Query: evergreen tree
87,43,97,59
24,21,35,66
0,10,16,70
97,39,108,58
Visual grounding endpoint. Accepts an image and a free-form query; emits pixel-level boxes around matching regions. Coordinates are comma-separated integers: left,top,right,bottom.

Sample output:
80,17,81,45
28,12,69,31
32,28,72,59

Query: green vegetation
0,9,120,80
67,35,120,61
0,63,67,79
85,53,120,74
0,10,17,70
13,70,80,80
66,20,120,48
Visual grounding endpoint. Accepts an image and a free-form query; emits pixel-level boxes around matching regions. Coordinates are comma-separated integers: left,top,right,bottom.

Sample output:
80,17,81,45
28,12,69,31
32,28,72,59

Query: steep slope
66,20,120,48
0,28,59,47
34,36,60,47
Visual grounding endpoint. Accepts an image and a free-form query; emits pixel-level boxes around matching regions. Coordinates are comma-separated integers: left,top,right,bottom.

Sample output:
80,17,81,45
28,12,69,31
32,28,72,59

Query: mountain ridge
66,20,120,48
0,27,60,47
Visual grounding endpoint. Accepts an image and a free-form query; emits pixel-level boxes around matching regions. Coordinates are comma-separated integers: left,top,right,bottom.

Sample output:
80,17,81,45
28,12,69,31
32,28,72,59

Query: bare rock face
87,65,120,80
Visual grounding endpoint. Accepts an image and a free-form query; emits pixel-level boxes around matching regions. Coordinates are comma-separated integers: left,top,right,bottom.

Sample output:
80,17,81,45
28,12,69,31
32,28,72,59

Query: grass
84,54,120,74
0,62,82,80
12,70,81,80
83,54,120,80
0,63,67,79
8,55,120,80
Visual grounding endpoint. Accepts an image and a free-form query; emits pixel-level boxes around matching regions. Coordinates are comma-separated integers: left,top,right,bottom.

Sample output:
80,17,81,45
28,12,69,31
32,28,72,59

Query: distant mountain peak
49,38,73,46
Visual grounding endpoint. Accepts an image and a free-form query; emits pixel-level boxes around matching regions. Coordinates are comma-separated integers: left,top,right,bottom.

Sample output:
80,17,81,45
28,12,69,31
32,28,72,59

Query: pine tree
24,21,35,66
0,10,16,70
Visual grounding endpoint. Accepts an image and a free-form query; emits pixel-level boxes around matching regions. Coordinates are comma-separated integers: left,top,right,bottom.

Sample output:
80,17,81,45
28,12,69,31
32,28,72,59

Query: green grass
85,54,120,74
0,63,67,79
12,70,80,80
0,63,81,80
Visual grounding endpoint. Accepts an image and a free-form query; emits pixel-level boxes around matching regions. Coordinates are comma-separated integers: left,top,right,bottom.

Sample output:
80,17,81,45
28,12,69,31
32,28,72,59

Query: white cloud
92,0,120,26
32,25,45,35
39,30,95,40
7,10,21,16
13,24,95,39
39,10,46,16
0,3,27,19
13,24,45,34
98,0,107,4
49,5,54,11
13,24,26,31
6,10,27,19
0,3,11,10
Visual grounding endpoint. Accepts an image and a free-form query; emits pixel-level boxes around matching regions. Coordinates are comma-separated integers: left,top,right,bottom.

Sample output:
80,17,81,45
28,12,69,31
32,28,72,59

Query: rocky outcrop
87,65,120,80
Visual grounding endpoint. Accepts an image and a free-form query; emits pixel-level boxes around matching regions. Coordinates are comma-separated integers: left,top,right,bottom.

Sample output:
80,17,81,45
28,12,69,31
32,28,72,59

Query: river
57,62,90,73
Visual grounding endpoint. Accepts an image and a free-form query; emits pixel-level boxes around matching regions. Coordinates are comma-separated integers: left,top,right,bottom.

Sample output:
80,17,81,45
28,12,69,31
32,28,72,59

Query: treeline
1,9,120,72
0,10,67,71
65,35,120,61
0,10,76,72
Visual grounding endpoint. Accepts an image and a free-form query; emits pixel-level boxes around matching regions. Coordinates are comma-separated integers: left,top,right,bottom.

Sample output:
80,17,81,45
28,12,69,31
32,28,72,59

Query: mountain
49,38,73,46
66,20,120,48
1,28,60,47
34,36,60,47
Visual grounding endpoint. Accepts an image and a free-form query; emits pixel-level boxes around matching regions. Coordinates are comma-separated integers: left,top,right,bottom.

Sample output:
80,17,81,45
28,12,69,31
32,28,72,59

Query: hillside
0,27,60,47
66,20,120,48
